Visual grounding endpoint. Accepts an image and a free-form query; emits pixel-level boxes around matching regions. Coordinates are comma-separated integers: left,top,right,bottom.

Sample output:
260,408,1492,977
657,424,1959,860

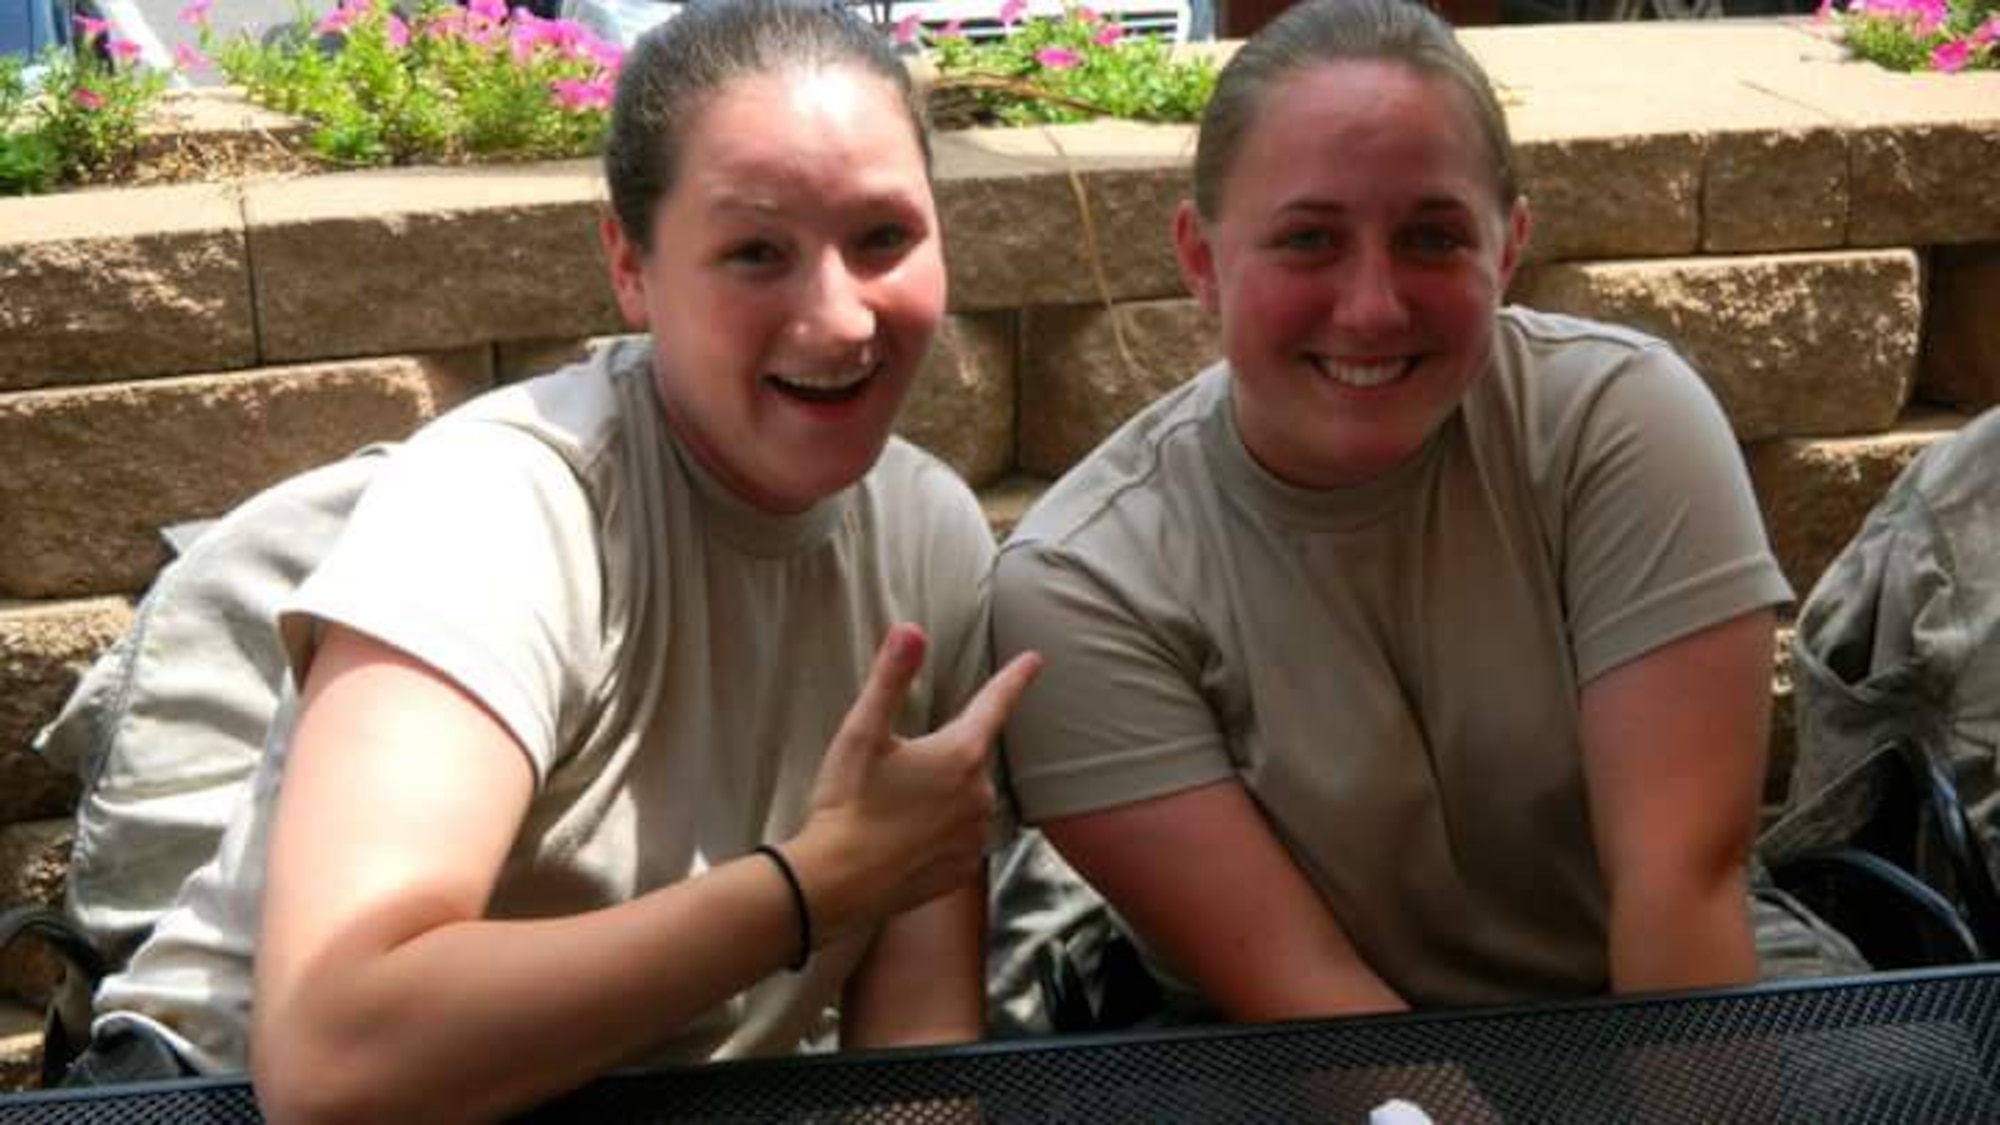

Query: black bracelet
755,844,812,972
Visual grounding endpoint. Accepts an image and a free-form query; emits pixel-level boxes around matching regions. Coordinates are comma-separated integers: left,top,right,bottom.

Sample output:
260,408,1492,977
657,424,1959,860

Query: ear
600,208,652,332
1172,199,1220,315
1496,195,1532,293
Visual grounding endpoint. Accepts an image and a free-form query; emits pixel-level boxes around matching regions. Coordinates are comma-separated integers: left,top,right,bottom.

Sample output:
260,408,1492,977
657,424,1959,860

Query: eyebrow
1277,195,1477,218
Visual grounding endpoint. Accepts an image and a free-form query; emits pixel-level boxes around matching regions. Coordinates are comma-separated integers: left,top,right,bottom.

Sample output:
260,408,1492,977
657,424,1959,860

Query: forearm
1606,864,1758,995
841,881,985,1050
256,834,877,1125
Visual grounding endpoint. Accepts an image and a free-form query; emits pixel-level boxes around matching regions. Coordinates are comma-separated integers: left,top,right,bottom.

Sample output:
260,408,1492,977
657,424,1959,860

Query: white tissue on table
1370,1098,1436,1125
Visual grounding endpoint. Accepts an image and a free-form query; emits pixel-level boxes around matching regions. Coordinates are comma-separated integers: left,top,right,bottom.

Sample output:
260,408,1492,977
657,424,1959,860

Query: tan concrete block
935,124,1193,312
898,314,1016,488
0,185,255,392
1919,245,2000,413
1464,21,1848,93
980,475,1050,543
1751,64,2000,247
0,820,72,1011
1513,251,1919,441
246,161,624,362
1514,132,1703,263
0,351,492,598
0,599,131,824
1745,411,1963,597
1703,125,1847,254
1018,299,1217,477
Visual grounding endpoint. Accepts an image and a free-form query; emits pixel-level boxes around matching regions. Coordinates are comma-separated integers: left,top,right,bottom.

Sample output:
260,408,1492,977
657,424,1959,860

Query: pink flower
938,18,964,38
468,0,508,23
1931,38,1972,72
108,37,142,62
1976,16,2000,44
1035,46,1081,68
581,34,624,71
173,42,208,69
892,13,921,43
386,12,410,47
314,4,357,36
1092,21,1123,45
177,0,212,25
1076,5,1099,20
74,14,109,40
550,76,613,111
999,0,1027,25
73,87,104,110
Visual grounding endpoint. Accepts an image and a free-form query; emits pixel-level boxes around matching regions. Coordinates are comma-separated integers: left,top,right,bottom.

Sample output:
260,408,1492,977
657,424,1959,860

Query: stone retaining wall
2,18,1998,1084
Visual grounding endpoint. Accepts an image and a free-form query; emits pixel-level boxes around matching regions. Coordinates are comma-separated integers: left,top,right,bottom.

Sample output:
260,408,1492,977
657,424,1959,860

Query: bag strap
0,905,109,1087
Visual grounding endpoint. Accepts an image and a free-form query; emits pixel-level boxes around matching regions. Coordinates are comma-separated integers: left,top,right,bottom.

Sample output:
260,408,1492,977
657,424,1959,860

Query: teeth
1313,357,1410,389
772,364,876,391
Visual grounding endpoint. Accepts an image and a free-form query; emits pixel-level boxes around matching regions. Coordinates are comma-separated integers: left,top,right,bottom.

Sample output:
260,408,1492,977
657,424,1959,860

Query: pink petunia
998,0,1027,25
1076,5,1099,20
550,76,613,111
1092,21,1123,45
177,0,212,25
937,17,964,38
174,42,208,69
386,12,410,47
74,14,110,39
1035,45,1081,68
108,37,142,61
73,87,104,110
892,13,921,43
1931,38,1972,71
314,4,356,36
1975,16,2000,44
468,0,508,22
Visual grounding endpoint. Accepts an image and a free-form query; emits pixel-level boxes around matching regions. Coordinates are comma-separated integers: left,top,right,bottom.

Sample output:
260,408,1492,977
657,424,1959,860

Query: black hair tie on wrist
755,844,812,972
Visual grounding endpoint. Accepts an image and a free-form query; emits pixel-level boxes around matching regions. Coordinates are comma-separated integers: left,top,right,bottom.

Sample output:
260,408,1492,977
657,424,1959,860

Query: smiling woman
993,0,1856,1034
65,0,1041,1117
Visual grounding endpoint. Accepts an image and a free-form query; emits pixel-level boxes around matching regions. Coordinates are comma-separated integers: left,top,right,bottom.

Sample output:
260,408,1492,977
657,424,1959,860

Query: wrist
783,818,893,950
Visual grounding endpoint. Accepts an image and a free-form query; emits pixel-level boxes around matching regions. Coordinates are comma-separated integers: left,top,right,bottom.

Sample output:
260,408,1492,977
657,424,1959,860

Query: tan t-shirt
994,308,1792,1009
95,339,995,1071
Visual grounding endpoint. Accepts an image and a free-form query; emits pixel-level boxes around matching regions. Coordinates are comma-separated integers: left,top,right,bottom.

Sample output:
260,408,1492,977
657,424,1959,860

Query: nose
1330,241,1411,339
793,249,877,359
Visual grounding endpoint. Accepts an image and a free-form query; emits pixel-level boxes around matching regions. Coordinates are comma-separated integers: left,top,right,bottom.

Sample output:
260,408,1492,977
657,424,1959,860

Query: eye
1400,225,1470,257
864,223,913,250
1278,228,1334,254
722,239,787,270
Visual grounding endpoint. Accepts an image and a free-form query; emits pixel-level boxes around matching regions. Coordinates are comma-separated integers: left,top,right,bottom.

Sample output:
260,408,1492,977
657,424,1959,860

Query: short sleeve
992,542,1235,824
1562,345,1793,684
280,421,605,785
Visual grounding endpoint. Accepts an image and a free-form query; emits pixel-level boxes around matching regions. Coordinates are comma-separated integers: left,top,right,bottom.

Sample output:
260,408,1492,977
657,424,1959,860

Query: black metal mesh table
6,966,2000,1123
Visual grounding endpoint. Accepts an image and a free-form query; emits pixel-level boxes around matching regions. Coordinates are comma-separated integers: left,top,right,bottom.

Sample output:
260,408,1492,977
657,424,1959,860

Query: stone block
1750,65,2000,247
0,185,255,392
1018,299,1217,477
1919,245,2000,413
0,351,492,598
934,124,1193,312
1702,126,1847,254
1744,411,1963,598
0,599,131,824
898,314,1016,488
1513,251,1919,442
246,162,624,363
0,820,72,1011
980,475,1050,543
1512,132,1703,264
495,336,628,383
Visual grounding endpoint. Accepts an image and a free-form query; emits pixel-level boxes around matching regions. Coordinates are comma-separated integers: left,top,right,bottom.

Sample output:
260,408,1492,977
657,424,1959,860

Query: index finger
942,651,1044,746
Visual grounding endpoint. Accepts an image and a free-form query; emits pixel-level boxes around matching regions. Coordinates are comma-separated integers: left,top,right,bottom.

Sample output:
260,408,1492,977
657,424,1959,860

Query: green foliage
209,0,618,168
1828,0,1999,73
1,49,166,195
924,7,1216,127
